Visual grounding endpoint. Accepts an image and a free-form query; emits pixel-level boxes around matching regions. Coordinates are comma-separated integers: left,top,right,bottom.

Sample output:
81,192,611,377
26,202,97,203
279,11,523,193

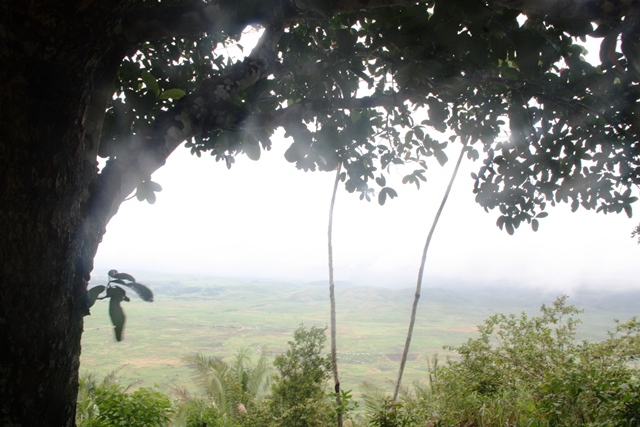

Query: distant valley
81,270,640,396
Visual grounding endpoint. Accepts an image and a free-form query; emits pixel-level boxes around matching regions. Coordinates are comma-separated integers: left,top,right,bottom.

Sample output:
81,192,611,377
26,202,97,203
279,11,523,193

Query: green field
80,271,640,398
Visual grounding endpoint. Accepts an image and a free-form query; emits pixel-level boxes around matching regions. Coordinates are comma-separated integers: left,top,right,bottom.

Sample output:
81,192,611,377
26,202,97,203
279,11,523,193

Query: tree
423,297,640,426
270,325,333,427
182,347,271,415
2,0,639,425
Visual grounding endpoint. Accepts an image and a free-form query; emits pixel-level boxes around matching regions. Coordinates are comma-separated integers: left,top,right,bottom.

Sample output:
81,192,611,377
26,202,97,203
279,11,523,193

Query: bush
269,324,335,427
420,296,640,427
77,372,174,427
174,396,234,427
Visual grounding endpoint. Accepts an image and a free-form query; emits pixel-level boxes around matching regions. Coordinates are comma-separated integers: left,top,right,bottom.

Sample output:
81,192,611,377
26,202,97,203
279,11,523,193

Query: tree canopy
96,0,640,237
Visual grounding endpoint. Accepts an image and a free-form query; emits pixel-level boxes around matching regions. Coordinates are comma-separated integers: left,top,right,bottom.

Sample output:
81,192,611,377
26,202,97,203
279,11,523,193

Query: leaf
532,219,539,232
434,149,448,166
129,282,154,302
147,181,162,192
141,70,159,96
536,212,549,218
112,272,136,282
505,221,515,235
243,137,261,161
375,175,386,187
159,88,186,100
378,190,387,206
135,180,162,204
378,186,398,206
109,297,126,342
571,199,579,212
87,285,105,308
107,285,127,301
225,155,235,169
404,130,414,145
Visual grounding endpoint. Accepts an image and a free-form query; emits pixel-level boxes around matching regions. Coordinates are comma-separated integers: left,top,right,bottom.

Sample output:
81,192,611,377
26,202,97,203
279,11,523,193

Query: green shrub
77,372,174,427
269,324,335,427
174,396,233,427
421,296,640,427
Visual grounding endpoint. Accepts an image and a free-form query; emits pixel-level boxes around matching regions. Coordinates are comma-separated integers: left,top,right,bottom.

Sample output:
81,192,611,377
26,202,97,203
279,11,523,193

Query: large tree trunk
0,60,90,426
0,4,129,425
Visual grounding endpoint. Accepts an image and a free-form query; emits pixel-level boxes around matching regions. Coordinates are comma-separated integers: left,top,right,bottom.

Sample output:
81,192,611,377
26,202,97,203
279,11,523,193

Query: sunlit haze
94,31,639,293
94,137,639,292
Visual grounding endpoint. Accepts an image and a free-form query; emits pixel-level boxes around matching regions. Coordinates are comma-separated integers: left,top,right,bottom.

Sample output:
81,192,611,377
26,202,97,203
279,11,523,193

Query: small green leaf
404,130,414,145
135,180,162,204
107,285,127,301
141,71,159,96
379,187,399,206
243,137,261,161
112,272,136,282
387,188,398,199
87,285,105,308
130,282,154,302
378,190,387,206
434,149,448,166
147,181,162,192
505,221,515,235
109,297,126,342
159,88,186,100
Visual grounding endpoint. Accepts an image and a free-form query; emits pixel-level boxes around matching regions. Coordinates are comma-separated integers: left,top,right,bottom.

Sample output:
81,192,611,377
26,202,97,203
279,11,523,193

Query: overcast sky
93,31,639,292
94,134,639,292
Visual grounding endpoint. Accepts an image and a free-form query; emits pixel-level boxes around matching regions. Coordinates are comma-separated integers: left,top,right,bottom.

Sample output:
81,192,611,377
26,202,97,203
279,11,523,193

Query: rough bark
0,3,132,426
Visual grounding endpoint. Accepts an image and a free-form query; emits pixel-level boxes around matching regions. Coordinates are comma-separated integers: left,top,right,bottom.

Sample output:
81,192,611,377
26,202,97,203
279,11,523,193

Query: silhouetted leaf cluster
87,270,154,341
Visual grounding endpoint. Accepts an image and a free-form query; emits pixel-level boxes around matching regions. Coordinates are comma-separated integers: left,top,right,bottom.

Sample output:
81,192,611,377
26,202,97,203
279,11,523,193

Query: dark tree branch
117,0,425,46
329,0,419,13
118,0,286,43
249,90,417,129
486,0,640,21
86,25,283,237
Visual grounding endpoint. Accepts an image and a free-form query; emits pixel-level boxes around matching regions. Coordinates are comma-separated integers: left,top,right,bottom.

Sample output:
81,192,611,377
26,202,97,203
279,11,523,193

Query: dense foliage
392,297,640,427
268,325,335,426
77,371,174,427
105,0,640,235
78,303,640,427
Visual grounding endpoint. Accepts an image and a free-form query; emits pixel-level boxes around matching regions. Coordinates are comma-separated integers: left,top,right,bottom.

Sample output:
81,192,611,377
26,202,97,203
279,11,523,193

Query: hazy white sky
94,134,639,291
94,30,639,292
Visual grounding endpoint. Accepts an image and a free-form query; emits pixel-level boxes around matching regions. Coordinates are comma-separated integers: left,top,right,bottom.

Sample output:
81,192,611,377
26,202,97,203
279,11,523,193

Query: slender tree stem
393,139,469,401
328,164,343,427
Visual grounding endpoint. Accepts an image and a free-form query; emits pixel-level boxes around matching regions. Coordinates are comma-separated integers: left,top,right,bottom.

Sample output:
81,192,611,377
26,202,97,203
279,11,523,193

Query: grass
81,271,640,398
